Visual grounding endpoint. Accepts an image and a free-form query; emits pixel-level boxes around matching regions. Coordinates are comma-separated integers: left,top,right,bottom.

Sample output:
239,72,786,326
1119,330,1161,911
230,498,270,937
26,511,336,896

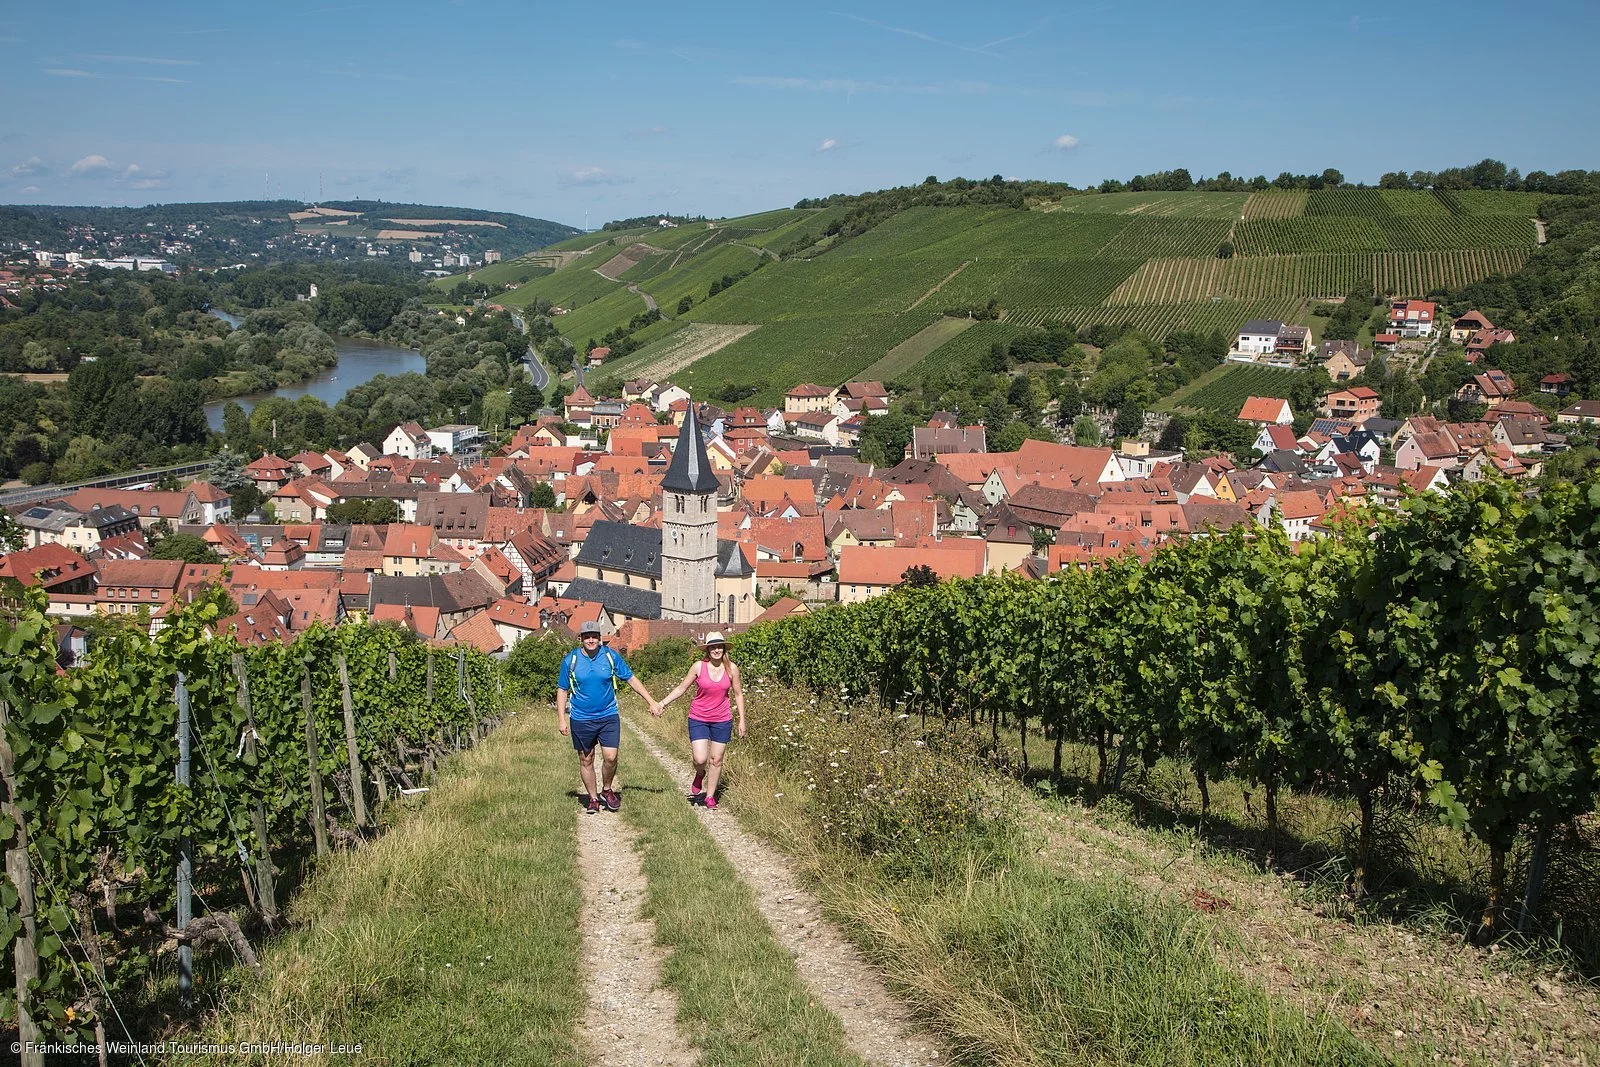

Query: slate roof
368,571,496,614
577,520,664,578
661,402,720,494
562,576,663,619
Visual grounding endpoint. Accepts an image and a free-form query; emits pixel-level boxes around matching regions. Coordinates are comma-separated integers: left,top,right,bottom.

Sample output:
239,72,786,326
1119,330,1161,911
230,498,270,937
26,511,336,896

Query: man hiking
556,620,662,814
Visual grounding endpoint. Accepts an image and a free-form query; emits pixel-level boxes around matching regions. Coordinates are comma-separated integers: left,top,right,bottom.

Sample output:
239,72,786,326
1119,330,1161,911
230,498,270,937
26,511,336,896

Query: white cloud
43,68,102,78
70,154,113,174
1053,134,1081,150
20,185,40,194
816,138,841,154
79,52,199,66
6,155,42,177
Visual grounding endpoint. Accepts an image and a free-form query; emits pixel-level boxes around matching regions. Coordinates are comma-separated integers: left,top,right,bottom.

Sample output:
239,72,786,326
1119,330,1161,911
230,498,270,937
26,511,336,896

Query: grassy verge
628,692,1385,1067
614,697,867,1067
172,710,585,1066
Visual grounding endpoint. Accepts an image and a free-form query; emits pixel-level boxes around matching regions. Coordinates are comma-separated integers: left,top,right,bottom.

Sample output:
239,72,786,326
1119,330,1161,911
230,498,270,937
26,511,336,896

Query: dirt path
625,718,943,1067
629,284,658,313
904,260,970,312
576,809,698,1067
1534,218,1548,244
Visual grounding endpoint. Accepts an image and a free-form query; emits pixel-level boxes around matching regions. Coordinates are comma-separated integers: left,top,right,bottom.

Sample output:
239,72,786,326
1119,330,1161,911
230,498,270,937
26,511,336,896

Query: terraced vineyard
448,187,1549,398
1162,362,1316,415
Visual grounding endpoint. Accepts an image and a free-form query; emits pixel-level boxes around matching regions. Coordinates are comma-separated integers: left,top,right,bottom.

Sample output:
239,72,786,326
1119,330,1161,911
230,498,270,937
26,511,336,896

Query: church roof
661,403,720,494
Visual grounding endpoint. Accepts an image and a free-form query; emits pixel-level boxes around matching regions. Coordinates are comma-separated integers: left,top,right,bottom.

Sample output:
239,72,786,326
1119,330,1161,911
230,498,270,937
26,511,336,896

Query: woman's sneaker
601,788,621,812
691,770,705,794
703,795,718,809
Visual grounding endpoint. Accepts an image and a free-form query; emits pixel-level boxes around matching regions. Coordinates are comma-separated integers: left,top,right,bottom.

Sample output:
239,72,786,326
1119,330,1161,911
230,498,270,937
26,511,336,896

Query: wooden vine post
231,654,279,924
0,702,44,1067
336,654,369,829
301,669,330,857
174,673,194,1008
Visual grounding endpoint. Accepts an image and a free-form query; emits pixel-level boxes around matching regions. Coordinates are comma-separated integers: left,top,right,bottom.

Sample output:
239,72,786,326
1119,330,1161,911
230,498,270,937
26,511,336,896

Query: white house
1235,319,1284,356
1237,396,1294,426
787,410,842,445
426,423,485,455
383,421,434,459
653,385,691,413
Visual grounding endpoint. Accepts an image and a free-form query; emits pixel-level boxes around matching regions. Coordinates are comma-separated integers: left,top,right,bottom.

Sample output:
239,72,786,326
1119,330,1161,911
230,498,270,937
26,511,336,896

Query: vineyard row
0,589,504,1043
734,477,1600,941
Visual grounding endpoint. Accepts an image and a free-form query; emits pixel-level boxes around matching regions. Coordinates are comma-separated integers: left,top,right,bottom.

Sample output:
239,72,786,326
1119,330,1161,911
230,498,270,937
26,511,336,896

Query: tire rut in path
577,809,699,1067
625,718,943,1067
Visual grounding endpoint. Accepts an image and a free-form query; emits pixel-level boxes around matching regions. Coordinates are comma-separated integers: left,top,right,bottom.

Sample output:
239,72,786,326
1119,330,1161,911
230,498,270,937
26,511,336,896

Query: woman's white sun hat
702,631,727,647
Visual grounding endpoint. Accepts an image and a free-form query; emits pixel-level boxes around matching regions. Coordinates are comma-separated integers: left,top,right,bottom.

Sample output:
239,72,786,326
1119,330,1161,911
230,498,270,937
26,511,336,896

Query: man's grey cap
578,620,603,636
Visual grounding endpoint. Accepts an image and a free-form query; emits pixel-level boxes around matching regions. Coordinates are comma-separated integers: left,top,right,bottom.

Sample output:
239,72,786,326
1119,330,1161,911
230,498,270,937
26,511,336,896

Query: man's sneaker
601,788,621,812
691,770,704,793
585,795,601,815
703,795,718,810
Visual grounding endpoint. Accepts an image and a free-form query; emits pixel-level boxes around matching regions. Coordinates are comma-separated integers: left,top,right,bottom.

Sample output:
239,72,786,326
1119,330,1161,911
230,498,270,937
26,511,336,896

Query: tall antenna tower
263,171,269,201
319,171,324,204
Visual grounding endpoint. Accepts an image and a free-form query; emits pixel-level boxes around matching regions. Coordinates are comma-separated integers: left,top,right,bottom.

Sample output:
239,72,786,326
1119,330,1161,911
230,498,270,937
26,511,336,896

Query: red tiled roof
447,611,506,654
1237,396,1291,423
0,543,95,588
836,545,984,586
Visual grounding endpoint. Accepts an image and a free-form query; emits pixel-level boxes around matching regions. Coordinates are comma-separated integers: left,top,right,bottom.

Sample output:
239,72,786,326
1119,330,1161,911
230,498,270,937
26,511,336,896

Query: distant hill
0,199,578,267
449,186,1551,406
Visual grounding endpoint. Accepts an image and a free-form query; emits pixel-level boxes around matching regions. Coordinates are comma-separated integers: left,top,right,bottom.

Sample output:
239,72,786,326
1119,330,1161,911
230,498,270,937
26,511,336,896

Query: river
202,308,425,430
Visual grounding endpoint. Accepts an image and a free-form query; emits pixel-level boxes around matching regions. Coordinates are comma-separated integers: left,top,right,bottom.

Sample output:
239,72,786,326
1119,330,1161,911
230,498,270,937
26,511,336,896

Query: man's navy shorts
687,717,734,744
570,715,621,753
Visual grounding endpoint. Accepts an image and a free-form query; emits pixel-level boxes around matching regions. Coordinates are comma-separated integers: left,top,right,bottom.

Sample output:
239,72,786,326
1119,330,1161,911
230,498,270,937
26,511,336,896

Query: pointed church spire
662,402,720,494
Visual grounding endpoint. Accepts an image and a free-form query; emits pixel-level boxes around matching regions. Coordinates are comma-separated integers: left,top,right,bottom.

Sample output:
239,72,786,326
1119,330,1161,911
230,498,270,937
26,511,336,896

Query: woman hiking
660,632,745,808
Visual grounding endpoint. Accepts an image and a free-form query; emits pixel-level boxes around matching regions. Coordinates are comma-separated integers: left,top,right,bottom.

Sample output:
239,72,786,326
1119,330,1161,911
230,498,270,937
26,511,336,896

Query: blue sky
2,1,1596,227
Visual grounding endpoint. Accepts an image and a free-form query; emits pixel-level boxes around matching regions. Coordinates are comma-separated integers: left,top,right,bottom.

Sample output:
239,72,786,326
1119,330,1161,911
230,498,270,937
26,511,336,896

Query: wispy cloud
815,138,842,154
43,68,104,79
612,38,647,51
135,75,189,84
1053,134,1080,150
20,185,40,195
6,156,43,177
560,166,632,188
80,52,199,66
172,28,229,36
628,125,669,139
829,11,1048,60
733,74,992,96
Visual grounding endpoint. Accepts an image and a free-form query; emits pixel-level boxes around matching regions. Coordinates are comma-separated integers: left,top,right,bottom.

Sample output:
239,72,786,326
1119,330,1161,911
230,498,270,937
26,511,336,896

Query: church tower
660,402,719,621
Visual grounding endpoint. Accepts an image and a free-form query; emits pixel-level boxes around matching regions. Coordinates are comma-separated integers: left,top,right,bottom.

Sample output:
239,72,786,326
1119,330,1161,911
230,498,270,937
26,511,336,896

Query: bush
19,462,52,485
627,637,699,679
501,631,571,701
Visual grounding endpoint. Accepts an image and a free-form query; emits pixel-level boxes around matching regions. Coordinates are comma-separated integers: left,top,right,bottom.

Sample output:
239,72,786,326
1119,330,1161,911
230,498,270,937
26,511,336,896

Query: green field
1160,363,1315,415
483,189,1549,398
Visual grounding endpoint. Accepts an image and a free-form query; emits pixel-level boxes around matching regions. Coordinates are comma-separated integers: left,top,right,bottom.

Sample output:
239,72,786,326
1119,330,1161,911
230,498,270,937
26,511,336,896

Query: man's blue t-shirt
560,647,634,721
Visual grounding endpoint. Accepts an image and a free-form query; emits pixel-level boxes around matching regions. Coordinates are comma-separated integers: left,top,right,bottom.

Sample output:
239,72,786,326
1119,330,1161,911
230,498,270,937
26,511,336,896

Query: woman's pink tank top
688,660,733,723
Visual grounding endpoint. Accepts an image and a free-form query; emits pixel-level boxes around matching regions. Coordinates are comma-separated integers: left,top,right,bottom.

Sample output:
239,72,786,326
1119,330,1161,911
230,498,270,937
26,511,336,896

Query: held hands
648,700,664,718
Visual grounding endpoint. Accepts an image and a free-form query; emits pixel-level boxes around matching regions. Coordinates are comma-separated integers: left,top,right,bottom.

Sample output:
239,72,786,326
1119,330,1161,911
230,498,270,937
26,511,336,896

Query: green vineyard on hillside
440,187,1548,395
